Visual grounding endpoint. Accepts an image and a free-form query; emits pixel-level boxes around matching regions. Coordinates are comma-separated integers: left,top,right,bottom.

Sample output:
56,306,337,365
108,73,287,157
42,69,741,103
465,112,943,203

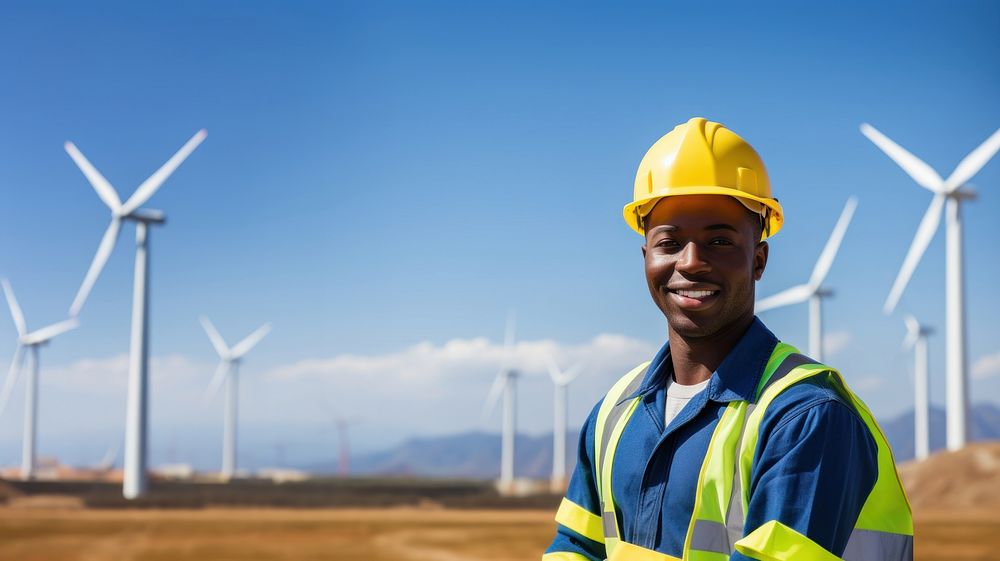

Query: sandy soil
0,507,559,561
0,505,997,560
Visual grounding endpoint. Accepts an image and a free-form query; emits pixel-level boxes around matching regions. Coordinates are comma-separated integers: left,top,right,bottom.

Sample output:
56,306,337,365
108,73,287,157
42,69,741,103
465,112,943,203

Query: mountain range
310,403,1000,478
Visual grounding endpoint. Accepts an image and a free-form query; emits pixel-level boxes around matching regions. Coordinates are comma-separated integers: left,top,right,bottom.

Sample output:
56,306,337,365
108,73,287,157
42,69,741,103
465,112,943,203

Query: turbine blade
70,218,122,316
543,353,562,383
562,363,584,385
0,346,25,417
1,279,27,336
230,323,271,358
755,284,813,314
22,318,79,345
945,127,1000,192
808,197,857,289
64,141,122,211
884,194,946,314
481,372,506,421
120,129,207,216
204,361,230,403
860,123,945,193
199,316,230,357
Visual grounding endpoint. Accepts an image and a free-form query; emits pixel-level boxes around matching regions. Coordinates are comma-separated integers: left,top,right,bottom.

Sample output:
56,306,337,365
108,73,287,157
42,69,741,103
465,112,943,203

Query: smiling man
543,118,913,561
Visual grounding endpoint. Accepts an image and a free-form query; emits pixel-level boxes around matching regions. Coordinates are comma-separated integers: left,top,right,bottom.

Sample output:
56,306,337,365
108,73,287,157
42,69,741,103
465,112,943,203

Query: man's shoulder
762,367,862,426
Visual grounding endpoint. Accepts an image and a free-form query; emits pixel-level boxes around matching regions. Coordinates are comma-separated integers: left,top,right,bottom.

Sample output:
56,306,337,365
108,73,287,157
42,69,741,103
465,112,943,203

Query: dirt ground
0,505,997,561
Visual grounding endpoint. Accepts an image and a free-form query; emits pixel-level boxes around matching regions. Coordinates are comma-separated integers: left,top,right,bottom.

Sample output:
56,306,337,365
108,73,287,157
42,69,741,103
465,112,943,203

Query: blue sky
0,1,998,469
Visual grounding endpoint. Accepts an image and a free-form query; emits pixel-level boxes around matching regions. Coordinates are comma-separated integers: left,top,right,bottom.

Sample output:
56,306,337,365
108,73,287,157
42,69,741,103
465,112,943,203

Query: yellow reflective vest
551,342,913,561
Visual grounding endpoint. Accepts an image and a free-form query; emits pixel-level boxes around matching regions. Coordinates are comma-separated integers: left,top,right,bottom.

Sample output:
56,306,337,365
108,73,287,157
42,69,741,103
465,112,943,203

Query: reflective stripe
598,366,648,474
542,552,593,561
843,528,913,561
602,509,619,539
690,519,730,554
608,540,683,561
734,520,841,561
554,498,605,544
756,353,816,400
723,352,818,552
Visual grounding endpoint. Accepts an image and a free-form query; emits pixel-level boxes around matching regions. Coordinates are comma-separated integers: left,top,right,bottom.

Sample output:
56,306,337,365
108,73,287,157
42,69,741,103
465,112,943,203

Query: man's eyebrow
705,223,740,233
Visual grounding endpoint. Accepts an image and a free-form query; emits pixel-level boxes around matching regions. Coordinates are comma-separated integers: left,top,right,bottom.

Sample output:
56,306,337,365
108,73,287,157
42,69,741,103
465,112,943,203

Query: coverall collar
628,316,778,404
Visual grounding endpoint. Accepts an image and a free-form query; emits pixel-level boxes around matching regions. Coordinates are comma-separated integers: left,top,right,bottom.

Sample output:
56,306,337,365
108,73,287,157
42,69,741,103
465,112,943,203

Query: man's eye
656,239,680,248
710,238,734,246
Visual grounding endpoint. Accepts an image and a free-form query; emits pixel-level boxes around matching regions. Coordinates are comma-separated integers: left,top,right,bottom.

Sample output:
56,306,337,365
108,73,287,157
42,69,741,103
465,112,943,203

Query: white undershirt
665,377,710,427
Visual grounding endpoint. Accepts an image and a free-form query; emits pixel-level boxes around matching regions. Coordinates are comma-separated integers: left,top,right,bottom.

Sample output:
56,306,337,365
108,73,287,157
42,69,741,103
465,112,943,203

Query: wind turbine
903,315,932,462
544,354,582,492
0,279,78,479
200,316,271,480
755,197,857,362
861,123,1000,451
65,129,206,498
483,311,518,494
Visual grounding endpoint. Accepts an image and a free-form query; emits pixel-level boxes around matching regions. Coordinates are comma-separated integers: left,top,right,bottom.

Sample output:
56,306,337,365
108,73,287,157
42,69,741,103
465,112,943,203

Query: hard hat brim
623,186,784,239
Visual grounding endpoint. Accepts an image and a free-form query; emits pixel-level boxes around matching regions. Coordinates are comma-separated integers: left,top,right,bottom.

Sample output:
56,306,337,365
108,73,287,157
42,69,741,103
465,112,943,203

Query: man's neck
668,314,755,386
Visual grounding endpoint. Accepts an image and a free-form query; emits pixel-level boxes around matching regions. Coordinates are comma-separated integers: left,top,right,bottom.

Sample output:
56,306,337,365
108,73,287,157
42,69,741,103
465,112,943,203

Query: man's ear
641,243,647,259
753,241,769,281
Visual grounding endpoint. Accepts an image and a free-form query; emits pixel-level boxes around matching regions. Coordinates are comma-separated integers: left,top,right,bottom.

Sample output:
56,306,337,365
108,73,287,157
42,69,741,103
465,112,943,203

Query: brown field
0,504,997,561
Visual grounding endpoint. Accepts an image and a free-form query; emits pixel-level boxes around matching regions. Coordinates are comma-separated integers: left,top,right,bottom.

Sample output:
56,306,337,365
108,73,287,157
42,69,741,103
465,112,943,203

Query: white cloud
972,351,1000,379
822,331,851,357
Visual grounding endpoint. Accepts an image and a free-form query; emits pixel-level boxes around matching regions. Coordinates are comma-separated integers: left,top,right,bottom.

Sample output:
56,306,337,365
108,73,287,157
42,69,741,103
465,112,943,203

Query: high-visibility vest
552,342,913,561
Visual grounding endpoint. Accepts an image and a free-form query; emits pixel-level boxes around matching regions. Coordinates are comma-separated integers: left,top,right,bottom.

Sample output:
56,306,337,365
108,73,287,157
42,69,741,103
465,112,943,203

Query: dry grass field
0,504,997,561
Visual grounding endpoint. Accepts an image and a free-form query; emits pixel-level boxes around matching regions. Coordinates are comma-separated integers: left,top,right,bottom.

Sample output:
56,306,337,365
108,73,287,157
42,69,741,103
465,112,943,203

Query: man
544,118,912,561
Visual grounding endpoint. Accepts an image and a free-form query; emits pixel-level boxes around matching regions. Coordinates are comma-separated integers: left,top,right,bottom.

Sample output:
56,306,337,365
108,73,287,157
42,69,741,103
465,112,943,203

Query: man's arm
731,379,879,561
544,400,607,561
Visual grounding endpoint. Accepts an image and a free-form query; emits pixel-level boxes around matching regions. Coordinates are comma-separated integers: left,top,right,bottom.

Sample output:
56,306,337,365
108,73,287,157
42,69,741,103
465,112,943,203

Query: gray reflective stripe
689,519,729,554
843,529,913,561
756,353,816,400
601,506,619,539
597,366,647,543
598,366,648,478
724,402,754,550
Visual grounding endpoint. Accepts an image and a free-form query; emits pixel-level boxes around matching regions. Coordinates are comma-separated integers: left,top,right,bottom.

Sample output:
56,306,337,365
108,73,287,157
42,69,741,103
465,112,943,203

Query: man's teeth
676,290,716,299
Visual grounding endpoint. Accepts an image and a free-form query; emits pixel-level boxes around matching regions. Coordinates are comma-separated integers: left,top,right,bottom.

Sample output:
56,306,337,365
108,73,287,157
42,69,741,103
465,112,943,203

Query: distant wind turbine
755,197,857,361
483,311,518,494
65,129,207,498
201,316,271,480
861,122,1000,451
0,279,78,479
544,354,582,492
903,315,932,462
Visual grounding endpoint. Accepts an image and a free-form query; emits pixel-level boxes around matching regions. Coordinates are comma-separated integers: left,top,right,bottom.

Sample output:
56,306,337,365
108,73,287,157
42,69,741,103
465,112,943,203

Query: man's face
642,195,768,339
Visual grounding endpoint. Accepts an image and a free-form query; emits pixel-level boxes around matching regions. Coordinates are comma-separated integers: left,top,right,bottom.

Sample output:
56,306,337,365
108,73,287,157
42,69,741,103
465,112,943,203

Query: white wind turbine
544,354,582,492
65,129,207,498
903,315,932,462
861,123,1000,451
200,316,271,480
483,311,518,494
0,279,78,479
755,197,857,362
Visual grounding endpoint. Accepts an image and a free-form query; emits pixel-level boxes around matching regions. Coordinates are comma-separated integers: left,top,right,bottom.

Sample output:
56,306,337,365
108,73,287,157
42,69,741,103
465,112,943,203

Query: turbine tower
0,279,78,479
483,311,518,495
65,129,207,498
755,197,857,361
903,315,932,461
861,123,1000,450
544,354,581,493
200,316,271,480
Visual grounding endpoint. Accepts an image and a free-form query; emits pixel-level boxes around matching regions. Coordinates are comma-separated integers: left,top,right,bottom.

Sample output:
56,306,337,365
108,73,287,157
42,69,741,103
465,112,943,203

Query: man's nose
675,242,711,275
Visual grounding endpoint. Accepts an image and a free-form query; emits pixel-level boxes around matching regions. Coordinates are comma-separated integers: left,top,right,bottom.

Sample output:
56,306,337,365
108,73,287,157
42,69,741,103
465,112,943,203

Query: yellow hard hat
623,117,784,239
